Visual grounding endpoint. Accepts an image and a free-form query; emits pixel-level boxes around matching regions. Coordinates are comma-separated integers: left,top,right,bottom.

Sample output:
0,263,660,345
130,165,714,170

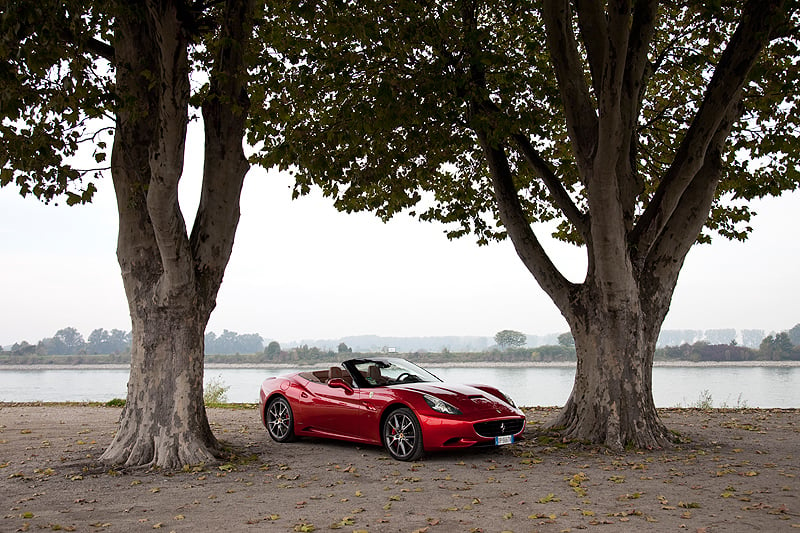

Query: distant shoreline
1,360,799,371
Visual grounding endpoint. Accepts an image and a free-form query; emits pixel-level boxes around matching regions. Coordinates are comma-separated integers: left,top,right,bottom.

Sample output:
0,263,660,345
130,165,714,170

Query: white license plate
495,435,514,446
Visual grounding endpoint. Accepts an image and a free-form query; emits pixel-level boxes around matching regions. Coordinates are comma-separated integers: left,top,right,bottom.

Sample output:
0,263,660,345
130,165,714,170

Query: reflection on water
1,365,798,408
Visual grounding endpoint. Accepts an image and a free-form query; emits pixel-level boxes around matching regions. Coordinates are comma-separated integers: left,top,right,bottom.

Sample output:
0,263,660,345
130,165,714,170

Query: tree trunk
552,285,672,450
99,0,252,468
100,306,219,468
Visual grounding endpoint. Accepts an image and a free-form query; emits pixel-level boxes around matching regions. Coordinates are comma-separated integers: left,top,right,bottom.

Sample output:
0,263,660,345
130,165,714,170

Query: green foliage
253,1,799,245
0,352,132,365
264,341,282,357
495,330,527,349
1,0,114,204
691,390,714,410
759,332,798,360
337,342,352,353
655,338,800,361
718,394,749,410
203,375,230,407
254,1,561,242
530,345,576,362
106,398,126,407
557,332,575,347
656,341,757,362
205,330,264,356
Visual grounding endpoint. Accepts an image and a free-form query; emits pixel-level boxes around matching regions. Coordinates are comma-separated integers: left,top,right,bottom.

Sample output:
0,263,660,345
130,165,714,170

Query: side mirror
327,378,354,394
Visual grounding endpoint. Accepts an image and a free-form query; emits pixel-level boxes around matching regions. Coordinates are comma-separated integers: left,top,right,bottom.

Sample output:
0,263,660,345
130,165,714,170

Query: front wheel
382,407,423,461
266,396,296,442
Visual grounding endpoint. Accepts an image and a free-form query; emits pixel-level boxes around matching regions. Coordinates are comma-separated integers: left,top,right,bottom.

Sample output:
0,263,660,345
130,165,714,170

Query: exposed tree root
550,398,673,452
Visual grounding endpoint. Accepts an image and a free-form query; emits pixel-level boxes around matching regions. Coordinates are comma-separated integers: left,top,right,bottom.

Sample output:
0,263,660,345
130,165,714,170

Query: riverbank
2,360,799,370
1,405,798,532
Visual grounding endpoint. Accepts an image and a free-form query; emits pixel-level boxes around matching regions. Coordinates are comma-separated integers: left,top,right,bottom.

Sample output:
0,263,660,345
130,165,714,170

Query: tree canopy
494,329,527,349
255,0,799,246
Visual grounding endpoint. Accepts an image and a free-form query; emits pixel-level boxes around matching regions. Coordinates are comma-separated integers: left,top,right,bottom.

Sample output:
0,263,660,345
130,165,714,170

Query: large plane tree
2,0,257,466
256,0,799,448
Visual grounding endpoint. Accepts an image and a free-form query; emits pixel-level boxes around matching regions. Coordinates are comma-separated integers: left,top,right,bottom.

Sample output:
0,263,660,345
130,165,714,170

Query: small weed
204,375,230,407
719,393,749,409
106,398,126,407
691,390,714,409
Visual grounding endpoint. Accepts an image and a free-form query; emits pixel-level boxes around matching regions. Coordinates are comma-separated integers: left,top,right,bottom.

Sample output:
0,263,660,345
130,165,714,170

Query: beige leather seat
368,365,381,383
329,366,343,380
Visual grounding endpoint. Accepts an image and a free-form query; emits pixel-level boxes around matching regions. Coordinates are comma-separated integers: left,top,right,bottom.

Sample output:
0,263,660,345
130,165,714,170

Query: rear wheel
266,396,296,442
382,407,423,461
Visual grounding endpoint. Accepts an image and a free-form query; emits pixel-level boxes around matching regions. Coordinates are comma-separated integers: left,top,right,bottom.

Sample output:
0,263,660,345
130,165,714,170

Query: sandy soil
0,404,798,532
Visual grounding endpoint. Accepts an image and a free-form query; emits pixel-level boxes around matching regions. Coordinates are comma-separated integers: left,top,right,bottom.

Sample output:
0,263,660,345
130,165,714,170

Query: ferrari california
258,357,526,461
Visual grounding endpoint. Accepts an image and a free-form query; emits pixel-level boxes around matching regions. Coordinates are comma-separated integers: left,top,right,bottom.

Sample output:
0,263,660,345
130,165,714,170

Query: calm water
1,364,798,408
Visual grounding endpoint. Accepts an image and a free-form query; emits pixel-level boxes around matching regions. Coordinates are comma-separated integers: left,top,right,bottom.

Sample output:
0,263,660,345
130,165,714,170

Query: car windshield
346,358,442,387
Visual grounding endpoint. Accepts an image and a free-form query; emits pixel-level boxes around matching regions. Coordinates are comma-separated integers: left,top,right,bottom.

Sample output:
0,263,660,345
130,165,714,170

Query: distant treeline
2,324,799,364
3,334,799,366
2,327,131,357
0,328,261,357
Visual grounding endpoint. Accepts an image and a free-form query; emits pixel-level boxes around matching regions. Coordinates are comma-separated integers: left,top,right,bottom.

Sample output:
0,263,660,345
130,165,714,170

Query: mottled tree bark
100,0,253,468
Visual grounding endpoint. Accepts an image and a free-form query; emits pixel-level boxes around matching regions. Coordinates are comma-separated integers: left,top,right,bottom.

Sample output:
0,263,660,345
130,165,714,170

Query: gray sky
1,148,798,347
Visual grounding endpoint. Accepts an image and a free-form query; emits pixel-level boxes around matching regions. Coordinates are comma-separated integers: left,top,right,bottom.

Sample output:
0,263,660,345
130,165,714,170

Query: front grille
474,418,524,438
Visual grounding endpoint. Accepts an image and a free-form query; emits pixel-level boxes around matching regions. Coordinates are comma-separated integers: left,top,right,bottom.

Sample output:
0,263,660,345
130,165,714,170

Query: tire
265,396,296,443
382,407,423,461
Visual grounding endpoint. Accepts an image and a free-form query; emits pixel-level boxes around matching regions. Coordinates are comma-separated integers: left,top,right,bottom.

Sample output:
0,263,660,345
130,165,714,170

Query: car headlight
423,394,462,415
497,391,517,408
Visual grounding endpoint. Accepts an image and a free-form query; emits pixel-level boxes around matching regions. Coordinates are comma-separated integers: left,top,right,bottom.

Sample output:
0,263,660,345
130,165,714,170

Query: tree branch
644,90,744,279
87,38,115,62
631,0,786,257
542,0,599,171
144,0,195,306
510,132,590,241
574,0,607,96
617,0,658,222
477,129,576,315
190,0,255,315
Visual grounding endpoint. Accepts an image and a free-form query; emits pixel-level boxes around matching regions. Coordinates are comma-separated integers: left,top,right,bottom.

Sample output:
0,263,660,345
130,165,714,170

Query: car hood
395,383,521,417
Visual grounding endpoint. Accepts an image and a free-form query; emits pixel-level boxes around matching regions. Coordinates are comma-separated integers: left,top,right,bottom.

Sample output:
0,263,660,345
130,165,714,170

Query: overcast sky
2,138,798,347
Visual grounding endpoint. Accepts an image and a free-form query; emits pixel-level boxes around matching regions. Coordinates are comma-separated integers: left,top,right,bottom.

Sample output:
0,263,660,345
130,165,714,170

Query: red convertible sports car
259,357,526,461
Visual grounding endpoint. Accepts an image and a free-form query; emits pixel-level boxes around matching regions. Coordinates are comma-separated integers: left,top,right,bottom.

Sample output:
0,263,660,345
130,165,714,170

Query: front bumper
417,413,526,451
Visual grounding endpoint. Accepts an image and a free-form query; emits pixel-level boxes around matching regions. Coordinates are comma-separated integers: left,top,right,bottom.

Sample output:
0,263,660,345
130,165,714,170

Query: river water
1,363,798,408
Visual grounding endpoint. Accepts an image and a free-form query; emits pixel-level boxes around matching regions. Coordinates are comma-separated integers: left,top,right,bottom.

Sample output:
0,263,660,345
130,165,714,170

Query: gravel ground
1,404,798,532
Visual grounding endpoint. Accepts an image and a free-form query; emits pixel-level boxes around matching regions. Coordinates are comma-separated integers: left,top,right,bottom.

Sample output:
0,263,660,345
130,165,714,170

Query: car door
302,376,364,439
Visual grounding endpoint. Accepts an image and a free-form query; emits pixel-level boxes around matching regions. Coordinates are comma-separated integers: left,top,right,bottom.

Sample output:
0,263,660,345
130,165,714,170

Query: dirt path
1,404,798,532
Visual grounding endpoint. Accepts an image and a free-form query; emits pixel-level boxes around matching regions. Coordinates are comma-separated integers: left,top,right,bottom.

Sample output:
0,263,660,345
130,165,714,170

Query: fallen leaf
537,493,560,503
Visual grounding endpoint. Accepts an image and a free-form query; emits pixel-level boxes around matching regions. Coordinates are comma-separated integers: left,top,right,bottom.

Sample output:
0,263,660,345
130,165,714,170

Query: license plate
495,435,514,446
